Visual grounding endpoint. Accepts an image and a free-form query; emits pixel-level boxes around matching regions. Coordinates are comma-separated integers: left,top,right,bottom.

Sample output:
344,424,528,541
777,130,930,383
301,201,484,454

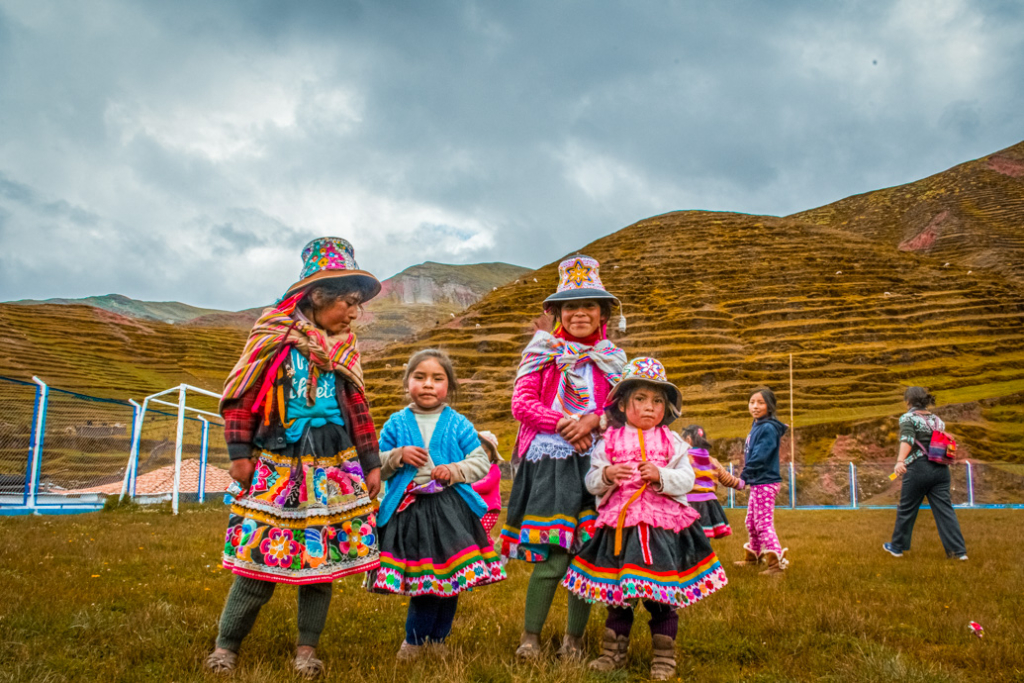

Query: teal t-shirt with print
285,348,345,444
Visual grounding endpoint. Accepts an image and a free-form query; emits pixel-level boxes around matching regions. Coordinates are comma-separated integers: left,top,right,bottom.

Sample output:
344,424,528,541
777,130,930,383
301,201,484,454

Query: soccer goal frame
118,383,223,514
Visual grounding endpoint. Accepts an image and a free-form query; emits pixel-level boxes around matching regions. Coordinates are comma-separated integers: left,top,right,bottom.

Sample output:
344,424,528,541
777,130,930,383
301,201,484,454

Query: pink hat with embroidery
283,236,381,302
606,357,682,422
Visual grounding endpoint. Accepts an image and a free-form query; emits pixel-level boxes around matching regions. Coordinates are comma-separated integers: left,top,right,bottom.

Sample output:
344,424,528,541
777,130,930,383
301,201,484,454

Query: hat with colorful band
543,255,620,306
283,237,382,302
606,357,682,421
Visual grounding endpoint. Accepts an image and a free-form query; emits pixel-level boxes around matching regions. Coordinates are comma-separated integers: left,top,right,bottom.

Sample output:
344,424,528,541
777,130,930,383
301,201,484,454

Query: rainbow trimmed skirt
373,487,506,597
562,521,728,609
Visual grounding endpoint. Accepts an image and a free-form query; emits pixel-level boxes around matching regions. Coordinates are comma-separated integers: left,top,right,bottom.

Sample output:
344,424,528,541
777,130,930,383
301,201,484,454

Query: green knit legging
216,575,332,651
524,548,591,637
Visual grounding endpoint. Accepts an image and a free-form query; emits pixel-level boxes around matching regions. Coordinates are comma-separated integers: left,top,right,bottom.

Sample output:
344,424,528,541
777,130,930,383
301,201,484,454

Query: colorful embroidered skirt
562,522,728,609
222,423,379,584
500,434,596,563
690,499,732,539
372,487,506,597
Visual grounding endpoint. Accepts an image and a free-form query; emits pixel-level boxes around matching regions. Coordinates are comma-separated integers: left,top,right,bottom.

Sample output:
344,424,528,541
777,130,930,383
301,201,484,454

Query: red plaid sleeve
222,389,260,461
339,381,381,472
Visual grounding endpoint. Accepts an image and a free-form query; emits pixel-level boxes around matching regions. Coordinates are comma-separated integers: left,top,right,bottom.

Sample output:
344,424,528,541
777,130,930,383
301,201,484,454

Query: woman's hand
603,464,632,486
364,468,381,498
559,414,601,443
431,465,452,482
638,462,661,485
894,461,907,476
229,458,256,488
400,446,430,467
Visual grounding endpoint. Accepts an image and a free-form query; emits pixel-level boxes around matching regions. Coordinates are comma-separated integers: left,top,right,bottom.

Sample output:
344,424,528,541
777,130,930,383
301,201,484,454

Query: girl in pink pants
735,387,789,576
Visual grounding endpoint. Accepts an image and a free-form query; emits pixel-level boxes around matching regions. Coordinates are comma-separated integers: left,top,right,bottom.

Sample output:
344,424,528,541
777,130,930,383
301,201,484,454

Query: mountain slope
362,209,1024,460
792,140,1024,284
9,294,225,324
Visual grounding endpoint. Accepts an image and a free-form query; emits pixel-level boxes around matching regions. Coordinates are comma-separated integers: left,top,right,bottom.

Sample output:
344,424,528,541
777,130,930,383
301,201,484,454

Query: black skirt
371,487,506,597
499,435,596,562
563,523,728,610
690,499,733,539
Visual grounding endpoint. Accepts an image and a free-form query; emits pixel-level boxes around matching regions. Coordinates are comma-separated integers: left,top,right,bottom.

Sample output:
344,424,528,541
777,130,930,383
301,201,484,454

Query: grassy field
1,506,1022,683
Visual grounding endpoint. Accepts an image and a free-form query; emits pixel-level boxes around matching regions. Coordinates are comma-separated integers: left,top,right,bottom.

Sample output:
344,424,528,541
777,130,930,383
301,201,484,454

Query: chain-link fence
0,377,39,504
719,460,1023,510
1,375,1021,514
39,388,135,496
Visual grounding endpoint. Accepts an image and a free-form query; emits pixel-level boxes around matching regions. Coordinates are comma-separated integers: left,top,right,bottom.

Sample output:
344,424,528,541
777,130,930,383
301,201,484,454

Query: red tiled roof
70,459,234,495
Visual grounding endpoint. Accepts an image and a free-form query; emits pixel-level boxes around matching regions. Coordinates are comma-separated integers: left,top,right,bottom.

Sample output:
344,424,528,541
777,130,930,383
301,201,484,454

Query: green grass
1,508,1022,683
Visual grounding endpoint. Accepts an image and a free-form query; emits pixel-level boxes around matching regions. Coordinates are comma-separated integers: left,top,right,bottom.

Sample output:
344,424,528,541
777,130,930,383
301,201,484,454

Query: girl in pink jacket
562,357,727,681
500,255,627,660
474,431,504,535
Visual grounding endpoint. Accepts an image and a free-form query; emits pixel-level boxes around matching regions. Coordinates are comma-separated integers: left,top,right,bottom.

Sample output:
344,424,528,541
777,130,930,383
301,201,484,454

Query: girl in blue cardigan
372,349,506,660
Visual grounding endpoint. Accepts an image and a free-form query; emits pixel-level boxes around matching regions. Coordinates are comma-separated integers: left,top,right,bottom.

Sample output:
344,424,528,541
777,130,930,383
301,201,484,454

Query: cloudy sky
1,0,1021,310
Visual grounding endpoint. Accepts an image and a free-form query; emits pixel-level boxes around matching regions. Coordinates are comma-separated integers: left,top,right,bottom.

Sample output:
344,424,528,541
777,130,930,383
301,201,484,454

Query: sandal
293,651,324,679
204,649,237,673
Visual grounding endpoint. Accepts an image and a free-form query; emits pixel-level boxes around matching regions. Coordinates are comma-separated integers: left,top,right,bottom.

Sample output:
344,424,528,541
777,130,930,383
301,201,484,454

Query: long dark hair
904,386,936,411
749,386,777,416
403,348,459,405
681,424,711,450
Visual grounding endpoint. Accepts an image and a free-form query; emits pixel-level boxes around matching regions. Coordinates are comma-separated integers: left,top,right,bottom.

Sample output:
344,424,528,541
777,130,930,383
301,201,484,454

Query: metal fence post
728,463,735,509
119,399,144,501
790,461,796,509
172,384,187,515
966,461,975,507
27,377,49,511
849,462,858,509
198,417,210,504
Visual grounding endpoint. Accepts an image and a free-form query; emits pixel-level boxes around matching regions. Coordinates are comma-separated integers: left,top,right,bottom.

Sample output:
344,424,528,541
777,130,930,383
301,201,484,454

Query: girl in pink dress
562,357,727,681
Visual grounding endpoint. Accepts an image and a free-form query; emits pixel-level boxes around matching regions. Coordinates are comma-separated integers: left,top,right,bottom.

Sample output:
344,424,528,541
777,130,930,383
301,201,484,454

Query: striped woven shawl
221,291,363,408
515,330,626,415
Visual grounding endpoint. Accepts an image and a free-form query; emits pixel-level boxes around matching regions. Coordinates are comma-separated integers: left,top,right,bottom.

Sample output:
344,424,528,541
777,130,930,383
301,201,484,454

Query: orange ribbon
614,428,648,556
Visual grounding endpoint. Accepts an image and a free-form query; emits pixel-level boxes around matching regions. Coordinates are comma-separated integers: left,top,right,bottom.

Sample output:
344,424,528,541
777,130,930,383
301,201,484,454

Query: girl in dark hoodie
734,387,790,576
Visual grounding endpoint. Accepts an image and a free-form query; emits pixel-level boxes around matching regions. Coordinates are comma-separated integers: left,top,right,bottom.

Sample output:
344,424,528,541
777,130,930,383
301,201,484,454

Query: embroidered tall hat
543,254,626,331
606,357,682,422
283,237,382,302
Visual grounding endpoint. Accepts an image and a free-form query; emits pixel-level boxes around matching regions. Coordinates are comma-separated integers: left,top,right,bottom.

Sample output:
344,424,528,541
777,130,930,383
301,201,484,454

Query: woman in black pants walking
883,387,968,561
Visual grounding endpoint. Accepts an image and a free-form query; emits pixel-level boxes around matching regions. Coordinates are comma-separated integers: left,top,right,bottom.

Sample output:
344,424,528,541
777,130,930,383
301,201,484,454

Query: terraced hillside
793,140,1024,284
0,304,244,398
0,262,528,397
362,210,1024,461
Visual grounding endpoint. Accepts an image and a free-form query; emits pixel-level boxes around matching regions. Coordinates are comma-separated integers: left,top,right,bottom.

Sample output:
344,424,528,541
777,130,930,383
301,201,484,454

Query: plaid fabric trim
221,364,380,470
223,392,261,454
339,380,380,471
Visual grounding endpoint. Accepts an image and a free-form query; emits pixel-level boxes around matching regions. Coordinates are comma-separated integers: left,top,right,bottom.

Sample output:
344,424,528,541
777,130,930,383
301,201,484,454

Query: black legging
889,458,967,556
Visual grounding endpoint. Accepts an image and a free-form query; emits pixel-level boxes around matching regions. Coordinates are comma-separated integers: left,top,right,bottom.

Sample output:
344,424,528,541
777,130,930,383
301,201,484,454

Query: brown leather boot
733,543,762,567
649,634,677,681
759,548,789,576
588,628,628,671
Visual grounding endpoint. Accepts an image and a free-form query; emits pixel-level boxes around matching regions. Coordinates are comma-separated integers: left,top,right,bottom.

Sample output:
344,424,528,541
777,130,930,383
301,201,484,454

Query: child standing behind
734,387,790,576
681,425,745,539
474,431,504,535
373,349,506,660
563,358,727,680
